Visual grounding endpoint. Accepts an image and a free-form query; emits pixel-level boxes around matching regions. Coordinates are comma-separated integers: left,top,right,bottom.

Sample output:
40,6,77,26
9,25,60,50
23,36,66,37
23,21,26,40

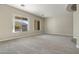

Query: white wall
45,9,73,36
0,5,44,41
73,4,79,48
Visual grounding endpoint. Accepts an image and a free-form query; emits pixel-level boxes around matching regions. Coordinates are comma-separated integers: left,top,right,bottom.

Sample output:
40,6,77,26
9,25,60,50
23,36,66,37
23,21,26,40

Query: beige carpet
0,34,79,54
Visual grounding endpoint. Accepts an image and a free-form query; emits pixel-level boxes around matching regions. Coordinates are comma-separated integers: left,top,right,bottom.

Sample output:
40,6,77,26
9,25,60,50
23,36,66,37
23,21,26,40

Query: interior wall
0,5,44,41
45,11,73,36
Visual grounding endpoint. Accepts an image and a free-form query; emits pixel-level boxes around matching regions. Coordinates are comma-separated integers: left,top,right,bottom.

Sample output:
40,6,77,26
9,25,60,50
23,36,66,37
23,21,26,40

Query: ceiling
9,4,72,18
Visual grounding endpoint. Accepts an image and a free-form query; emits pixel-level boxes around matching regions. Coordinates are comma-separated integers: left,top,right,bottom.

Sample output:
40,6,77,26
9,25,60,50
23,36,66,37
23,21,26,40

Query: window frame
12,14,29,33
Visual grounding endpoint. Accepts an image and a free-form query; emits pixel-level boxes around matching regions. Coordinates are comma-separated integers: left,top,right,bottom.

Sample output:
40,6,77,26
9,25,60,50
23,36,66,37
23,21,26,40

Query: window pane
15,22,22,32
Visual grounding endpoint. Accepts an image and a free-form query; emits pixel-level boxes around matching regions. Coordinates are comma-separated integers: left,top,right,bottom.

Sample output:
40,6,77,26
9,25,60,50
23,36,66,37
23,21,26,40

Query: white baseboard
45,33,73,37
0,33,42,42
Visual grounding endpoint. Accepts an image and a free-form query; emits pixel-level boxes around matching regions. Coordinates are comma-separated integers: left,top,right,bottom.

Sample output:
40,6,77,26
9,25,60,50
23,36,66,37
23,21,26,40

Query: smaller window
34,20,40,31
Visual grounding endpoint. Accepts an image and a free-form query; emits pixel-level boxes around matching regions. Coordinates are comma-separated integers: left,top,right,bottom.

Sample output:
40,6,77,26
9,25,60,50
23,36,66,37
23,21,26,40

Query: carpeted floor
0,34,79,54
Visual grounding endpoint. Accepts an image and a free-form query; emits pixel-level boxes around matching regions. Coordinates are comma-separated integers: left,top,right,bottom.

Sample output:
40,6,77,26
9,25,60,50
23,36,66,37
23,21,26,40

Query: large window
13,16,29,33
